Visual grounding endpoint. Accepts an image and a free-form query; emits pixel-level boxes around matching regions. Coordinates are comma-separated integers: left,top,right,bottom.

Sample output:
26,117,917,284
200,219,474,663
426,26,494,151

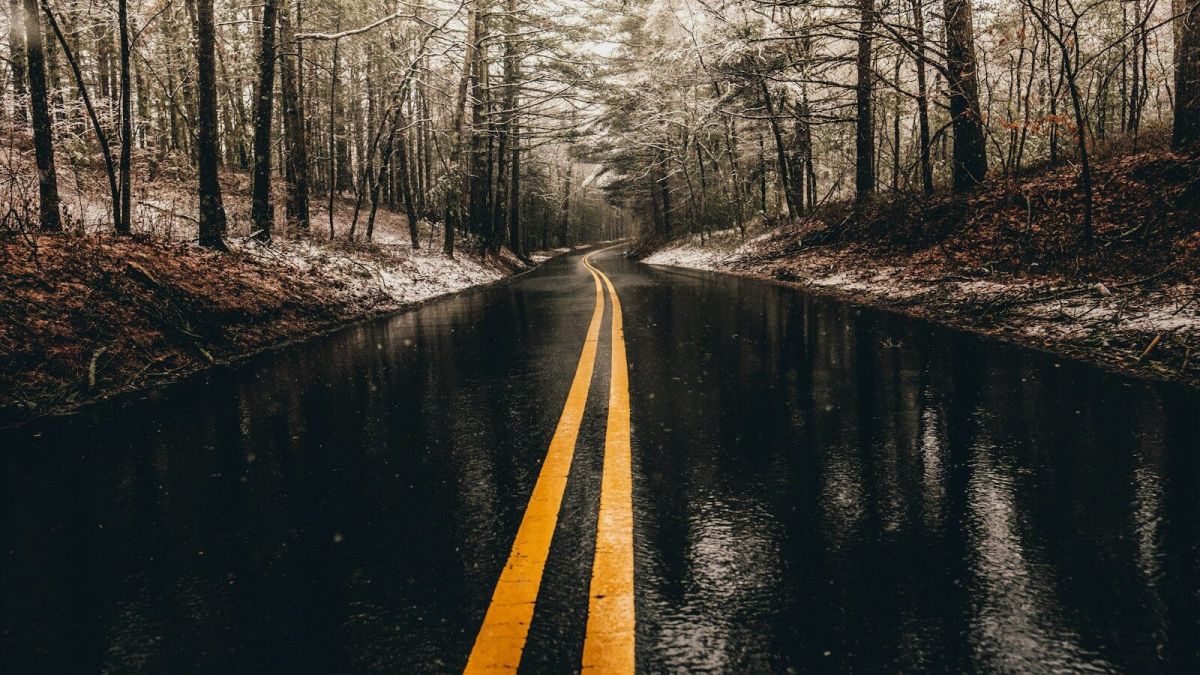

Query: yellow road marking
582,251,636,673
464,252,607,673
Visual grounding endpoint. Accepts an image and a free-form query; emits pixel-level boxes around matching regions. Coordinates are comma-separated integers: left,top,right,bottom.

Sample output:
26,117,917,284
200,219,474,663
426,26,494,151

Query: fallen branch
982,262,1184,317
138,200,198,223
87,346,108,391
1138,333,1164,363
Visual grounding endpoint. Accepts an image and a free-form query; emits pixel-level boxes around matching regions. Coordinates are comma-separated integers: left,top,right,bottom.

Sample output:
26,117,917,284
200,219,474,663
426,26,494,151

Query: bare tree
251,0,280,242
41,0,119,233
196,0,228,249
118,0,132,233
911,0,934,195
278,0,310,234
1174,0,1200,150
944,0,988,191
8,0,26,123
856,0,877,202
503,0,521,255
22,0,60,232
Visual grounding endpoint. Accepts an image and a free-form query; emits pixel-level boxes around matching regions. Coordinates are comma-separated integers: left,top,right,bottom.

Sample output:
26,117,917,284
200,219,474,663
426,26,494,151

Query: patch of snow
642,246,726,270
643,227,758,271
803,268,924,300
231,235,506,310
645,230,1200,354
1020,286,1200,339
530,247,571,263
953,279,1021,296
643,242,731,271
808,271,878,293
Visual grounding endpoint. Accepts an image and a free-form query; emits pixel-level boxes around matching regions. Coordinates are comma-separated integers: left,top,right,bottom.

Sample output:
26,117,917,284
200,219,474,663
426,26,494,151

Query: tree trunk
855,0,876,202
944,0,988,190
23,0,60,232
447,0,480,256
492,113,509,252
503,0,521,255
9,0,26,122
760,81,800,219
413,84,427,215
251,0,279,242
508,117,521,255
1059,59,1095,244
649,168,662,234
195,0,228,249
420,77,433,217
757,129,767,214
1128,1,1144,140
92,16,112,102
118,0,132,233
468,8,488,240
397,119,421,248
216,47,248,169
558,164,571,245
278,1,310,234
42,3,120,233
891,55,902,191
1173,0,1200,151
657,155,672,236
391,104,421,248
791,101,809,212
327,35,339,239
366,109,397,242
912,0,934,195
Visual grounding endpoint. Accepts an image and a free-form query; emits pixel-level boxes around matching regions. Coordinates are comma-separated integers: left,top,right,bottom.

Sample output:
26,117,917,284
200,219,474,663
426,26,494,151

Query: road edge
641,257,1200,393
0,247,580,431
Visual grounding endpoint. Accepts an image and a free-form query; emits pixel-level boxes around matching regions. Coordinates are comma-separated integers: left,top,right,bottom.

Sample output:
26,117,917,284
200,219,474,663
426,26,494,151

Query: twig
138,200,198,223
983,261,1184,316
1138,333,1164,363
87,346,108,391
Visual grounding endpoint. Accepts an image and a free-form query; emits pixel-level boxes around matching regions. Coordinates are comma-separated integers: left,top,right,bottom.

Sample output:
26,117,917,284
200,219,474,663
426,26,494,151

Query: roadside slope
643,150,1200,386
0,230,528,424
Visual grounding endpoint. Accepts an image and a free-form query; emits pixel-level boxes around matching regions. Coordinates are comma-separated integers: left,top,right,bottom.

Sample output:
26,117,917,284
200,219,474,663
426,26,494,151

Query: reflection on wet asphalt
2,248,1198,672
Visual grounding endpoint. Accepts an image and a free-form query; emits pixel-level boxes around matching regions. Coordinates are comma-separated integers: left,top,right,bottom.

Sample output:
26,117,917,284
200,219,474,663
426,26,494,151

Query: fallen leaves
0,231,521,423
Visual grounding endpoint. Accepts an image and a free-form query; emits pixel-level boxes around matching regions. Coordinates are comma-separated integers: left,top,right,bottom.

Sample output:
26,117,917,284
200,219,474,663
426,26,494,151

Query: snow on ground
1018,284,1200,339
531,247,571,263
372,245,505,305
642,243,727,270
40,160,527,309
642,228,749,270
230,232,509,310
642,227,1200,361
9,152,555,310
804,267,929,300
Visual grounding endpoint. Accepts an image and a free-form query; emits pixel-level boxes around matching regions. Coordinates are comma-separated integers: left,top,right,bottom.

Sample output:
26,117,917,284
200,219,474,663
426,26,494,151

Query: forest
5,2,1200,671
2,0,1200,414
0,0,627,250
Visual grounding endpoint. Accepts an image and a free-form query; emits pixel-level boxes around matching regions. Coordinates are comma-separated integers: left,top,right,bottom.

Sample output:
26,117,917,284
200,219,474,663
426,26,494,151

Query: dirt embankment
642,150,1200,387
0,231,528,426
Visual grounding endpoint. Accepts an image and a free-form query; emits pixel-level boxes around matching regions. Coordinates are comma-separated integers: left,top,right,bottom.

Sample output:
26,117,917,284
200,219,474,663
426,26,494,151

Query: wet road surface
2,247,1199,672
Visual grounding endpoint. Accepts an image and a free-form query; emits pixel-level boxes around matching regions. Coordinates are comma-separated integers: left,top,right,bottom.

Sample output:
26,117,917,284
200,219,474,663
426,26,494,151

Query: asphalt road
2,246,1199,673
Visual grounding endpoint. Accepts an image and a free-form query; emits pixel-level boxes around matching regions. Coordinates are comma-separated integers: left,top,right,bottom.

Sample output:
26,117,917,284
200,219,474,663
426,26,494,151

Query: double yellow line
464,248,635,673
